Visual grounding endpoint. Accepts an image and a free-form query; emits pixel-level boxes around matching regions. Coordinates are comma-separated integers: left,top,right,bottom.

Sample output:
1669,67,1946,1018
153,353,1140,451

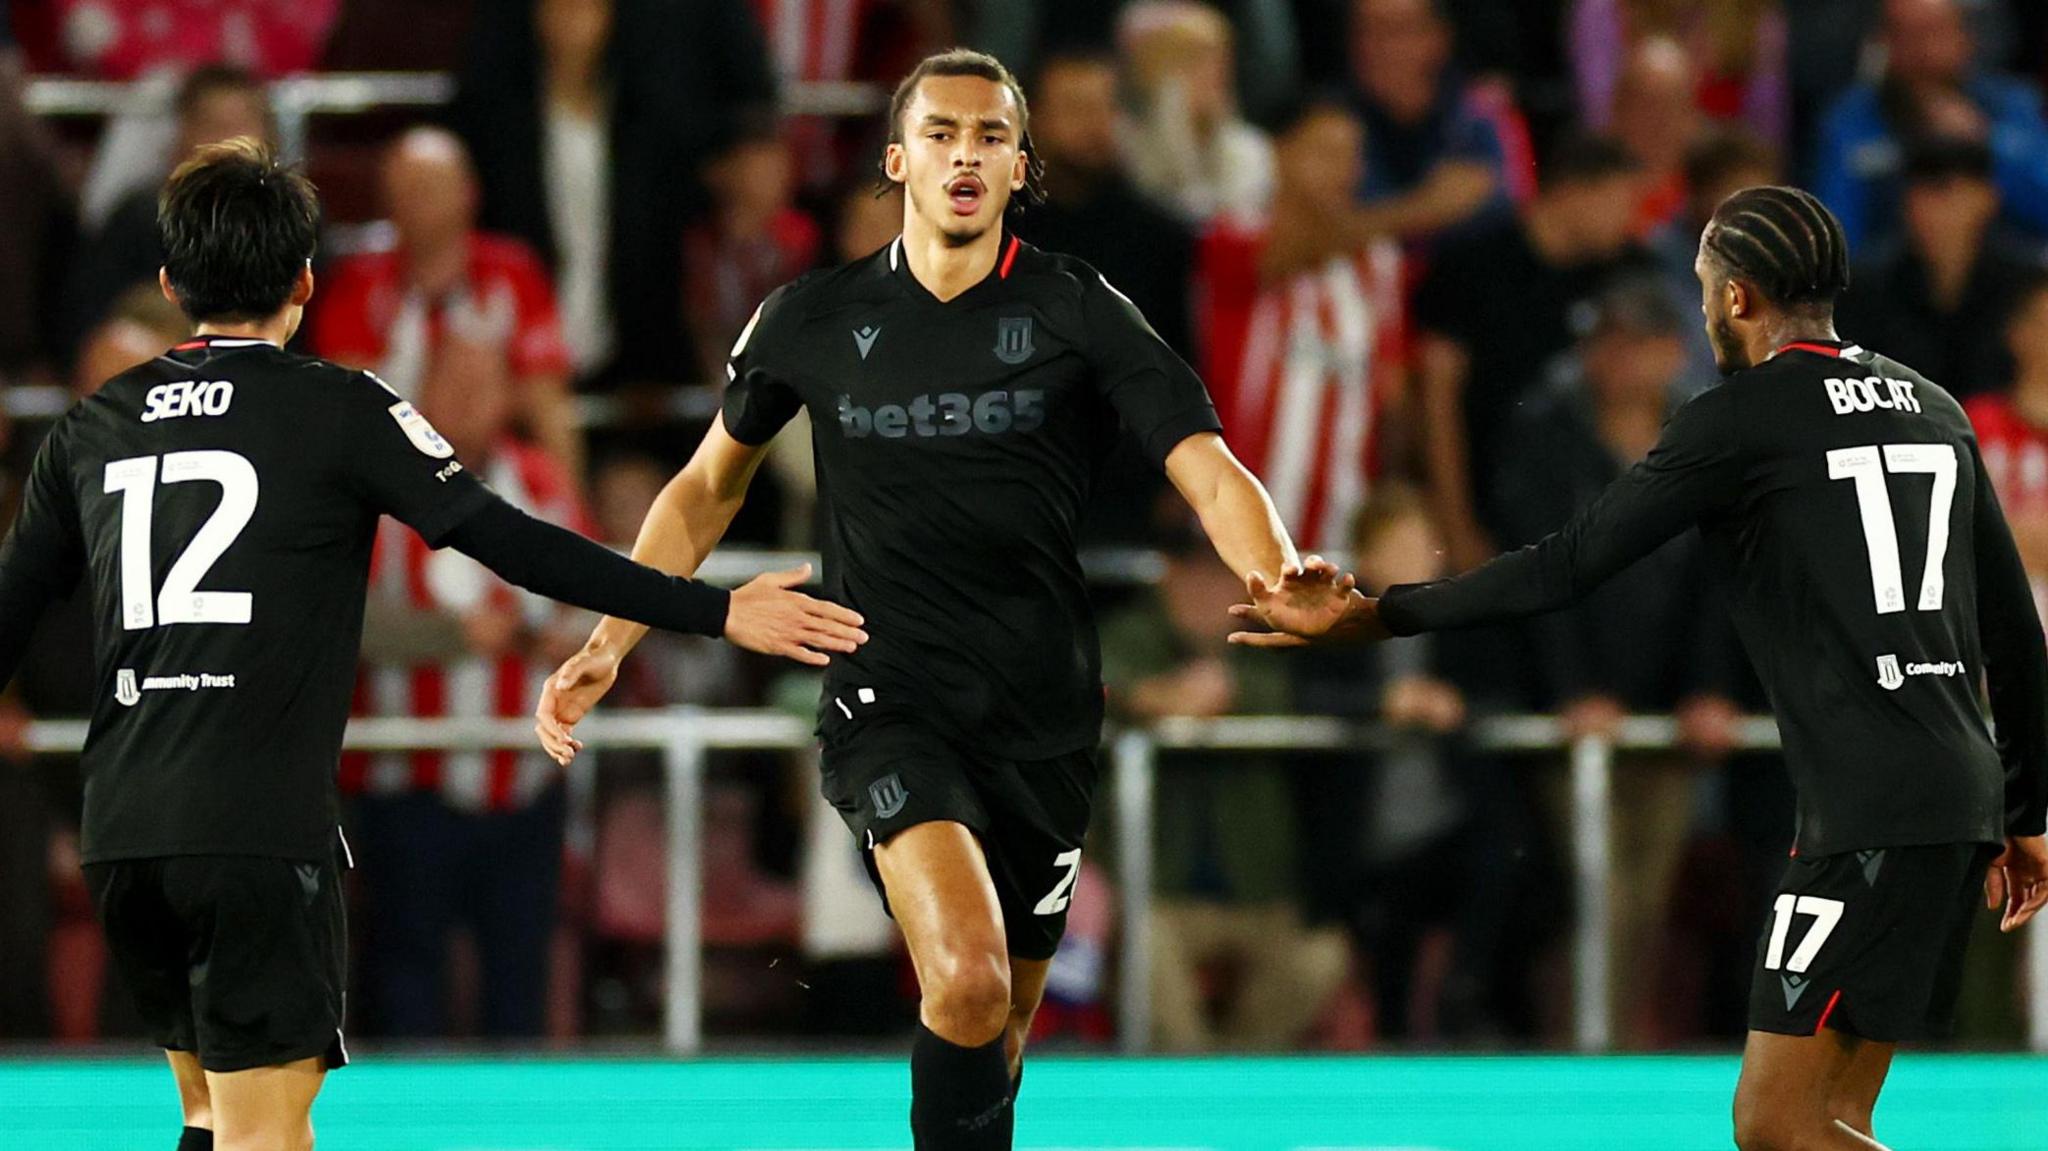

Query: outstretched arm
534,415,869,762
1164,432,1298,583
1235,388,1745,646
1164,432,1360,638
575,414,770,659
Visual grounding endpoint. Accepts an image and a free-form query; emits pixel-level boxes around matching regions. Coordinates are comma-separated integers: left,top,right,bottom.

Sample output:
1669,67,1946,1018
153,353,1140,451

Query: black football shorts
1748,841,1996,1043
86,849,350,1073
818,689,1099,960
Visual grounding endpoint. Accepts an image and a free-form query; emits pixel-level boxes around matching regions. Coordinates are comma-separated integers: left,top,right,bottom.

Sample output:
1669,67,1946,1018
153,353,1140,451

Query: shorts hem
198,1033,347,1074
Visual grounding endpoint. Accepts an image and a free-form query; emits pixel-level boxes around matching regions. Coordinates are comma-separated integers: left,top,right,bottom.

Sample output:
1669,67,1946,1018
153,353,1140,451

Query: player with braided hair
1234,183,2048,1151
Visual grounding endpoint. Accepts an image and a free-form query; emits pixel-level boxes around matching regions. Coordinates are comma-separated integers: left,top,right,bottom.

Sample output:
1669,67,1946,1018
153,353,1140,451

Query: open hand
535,644,623,766
1986,834,2048,933
723,563,868,667
1227,556,1378,648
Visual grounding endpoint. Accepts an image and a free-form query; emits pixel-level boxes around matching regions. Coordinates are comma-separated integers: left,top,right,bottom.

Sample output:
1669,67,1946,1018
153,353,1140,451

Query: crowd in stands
3,0,2048,1053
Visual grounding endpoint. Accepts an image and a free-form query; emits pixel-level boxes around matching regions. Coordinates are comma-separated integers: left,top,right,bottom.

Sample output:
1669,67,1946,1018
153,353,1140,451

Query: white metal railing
22,73,885,161
20,709,2047,1053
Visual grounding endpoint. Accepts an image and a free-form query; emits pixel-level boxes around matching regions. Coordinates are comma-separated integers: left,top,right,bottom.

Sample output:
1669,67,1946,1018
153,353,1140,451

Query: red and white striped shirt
1196,218,1408,550
340,440,590,811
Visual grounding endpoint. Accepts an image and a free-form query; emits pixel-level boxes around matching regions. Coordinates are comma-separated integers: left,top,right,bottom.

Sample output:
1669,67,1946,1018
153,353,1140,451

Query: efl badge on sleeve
387,401,456,459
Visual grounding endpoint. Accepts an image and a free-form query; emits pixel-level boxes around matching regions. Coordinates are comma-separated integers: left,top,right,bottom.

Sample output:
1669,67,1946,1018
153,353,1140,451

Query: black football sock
177,1127,213,1151
910,1023,1013,1149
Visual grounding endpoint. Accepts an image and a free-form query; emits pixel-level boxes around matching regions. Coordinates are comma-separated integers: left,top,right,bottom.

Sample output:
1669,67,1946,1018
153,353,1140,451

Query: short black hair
879,48,1044,211
1701,184,1851,311
158,137,319,323
1542,132,1642,190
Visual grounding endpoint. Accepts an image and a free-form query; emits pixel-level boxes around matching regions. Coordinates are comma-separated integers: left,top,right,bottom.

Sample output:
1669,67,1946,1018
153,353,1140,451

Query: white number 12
1826,443,1956,615
103,451,259,630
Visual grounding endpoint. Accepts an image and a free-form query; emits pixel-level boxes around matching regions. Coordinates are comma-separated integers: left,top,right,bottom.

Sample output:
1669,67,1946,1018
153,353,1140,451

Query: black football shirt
1379,340,2048,855
724,234,1222,758
2,335,494,862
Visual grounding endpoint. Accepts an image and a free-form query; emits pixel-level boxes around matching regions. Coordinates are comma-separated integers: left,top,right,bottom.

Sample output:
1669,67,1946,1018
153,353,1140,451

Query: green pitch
3,1053,2043,1150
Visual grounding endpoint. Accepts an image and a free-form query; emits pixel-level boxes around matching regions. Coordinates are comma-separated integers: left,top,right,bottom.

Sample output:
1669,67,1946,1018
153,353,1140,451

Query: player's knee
921,948,1011,1045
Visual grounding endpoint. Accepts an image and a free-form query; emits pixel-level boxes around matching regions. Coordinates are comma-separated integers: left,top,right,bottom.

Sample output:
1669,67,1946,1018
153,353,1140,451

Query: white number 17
1827,443,1956,615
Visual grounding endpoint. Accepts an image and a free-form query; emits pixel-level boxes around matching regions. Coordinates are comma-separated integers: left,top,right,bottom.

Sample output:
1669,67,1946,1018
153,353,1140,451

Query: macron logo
853,325,880,360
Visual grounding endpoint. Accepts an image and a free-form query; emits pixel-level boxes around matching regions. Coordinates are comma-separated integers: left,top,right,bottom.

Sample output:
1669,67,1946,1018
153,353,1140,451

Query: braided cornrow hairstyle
1700,185,1851,311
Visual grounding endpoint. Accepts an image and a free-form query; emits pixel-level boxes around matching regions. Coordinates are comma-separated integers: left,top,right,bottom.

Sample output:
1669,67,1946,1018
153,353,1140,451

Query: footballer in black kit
730,229,1221,957
0,139,863,1150
1235,186,2048,1151
536,50,1340,1151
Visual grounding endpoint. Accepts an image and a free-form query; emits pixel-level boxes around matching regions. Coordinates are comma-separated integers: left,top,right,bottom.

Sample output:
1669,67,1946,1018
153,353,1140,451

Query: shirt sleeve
1379,386,1747,635
719,284,806,446
0,420,88,686
1081,269,1223,466
335,371,495,547
1968,438,2048,837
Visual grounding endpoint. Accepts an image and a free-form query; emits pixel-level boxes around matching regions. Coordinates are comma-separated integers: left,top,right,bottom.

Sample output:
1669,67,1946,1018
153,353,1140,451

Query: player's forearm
584,466,748,656
444,497,730,638
1169,438,1299,582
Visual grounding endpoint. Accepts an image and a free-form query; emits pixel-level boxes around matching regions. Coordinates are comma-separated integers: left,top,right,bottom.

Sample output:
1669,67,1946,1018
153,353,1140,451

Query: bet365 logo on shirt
836,390,1046,439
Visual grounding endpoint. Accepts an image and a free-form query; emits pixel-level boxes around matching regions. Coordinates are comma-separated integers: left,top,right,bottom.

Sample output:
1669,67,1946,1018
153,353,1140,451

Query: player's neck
1750,316,1839,367
194,315,292,346
900,214,1003,302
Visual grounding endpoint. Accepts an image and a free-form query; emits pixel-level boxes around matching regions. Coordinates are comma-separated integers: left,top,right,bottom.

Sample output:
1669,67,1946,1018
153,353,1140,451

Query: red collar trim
1777,341,1843,358
997,234,1021,280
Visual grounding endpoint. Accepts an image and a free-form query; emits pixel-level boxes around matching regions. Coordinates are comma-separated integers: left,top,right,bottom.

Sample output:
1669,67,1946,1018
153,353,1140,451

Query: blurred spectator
320,0,476,72
1099,507,1348,1052
343,350,591,1040
311,127,582,477
979,0,1303,125
1811,0,2048,251
684,119,821,387
1196,95,1407,550
1836,136,2046,402
1411,133,1648,568
750,0,954,191
71,283,190,400
1606,36,1702,234
1118,0,1275,225
1289,486,1498,1041
0,50,75,388
1965,273,2048,622
42,0,338,78
1649,128,1781,386
62,65,270,361
1573,0,1789,151
450,0,777,388
1023,46,1196,547
1490,279,1742,1048
1022,47,1194,358
1347,0,1535,243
